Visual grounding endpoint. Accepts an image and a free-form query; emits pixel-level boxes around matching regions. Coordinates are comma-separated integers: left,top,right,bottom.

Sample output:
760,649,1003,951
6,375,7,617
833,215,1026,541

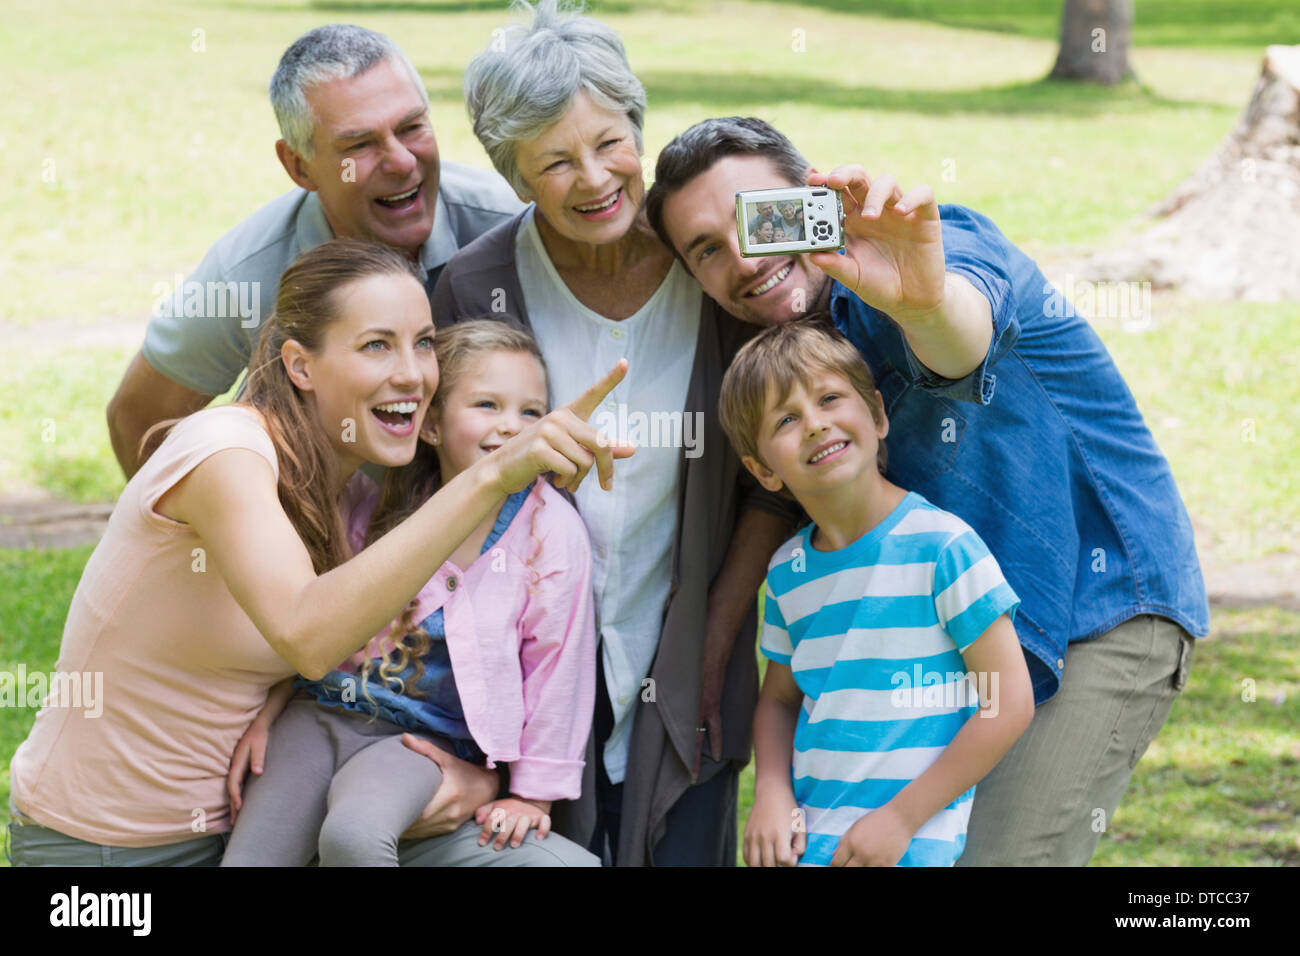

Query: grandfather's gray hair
464,0,646,198
645,117,810,258
270,24,429,159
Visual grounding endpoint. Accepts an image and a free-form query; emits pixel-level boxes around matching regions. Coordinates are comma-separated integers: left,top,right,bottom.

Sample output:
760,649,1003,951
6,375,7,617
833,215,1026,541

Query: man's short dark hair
645,117,810,257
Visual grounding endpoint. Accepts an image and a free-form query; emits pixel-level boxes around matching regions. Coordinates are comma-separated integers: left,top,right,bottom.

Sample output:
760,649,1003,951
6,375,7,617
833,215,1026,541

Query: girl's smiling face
422,349,550,482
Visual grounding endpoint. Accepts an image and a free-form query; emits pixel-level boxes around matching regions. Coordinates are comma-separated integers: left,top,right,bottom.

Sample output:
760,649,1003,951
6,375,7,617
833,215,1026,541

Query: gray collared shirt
142,161,522,396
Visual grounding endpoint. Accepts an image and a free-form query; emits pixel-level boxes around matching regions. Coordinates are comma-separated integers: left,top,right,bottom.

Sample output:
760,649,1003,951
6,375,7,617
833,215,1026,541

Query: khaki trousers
957,614,1196,866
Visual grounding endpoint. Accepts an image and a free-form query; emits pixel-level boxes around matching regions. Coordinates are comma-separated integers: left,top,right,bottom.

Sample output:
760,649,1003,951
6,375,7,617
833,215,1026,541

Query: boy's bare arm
753,662,802,796
746,661,806,867
881,614,1033,843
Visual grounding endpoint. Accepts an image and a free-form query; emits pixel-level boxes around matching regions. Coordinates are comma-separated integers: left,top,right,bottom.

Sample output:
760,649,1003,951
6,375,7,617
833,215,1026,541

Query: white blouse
515,205,701,783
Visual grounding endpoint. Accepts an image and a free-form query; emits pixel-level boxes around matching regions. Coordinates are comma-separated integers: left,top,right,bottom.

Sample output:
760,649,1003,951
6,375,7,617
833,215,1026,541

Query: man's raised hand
491,358,634,496
806,166,947,326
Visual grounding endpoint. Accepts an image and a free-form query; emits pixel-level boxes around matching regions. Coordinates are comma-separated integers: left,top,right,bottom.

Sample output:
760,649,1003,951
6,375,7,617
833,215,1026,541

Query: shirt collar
828,278,851,312
295,188,451,282
424,189,457,274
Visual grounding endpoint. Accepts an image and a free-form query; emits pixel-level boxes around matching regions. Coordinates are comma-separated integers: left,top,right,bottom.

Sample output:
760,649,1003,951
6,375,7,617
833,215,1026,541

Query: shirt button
1056,658,1064,670
617,695,628,706
611,328,623,339
447,576,458,591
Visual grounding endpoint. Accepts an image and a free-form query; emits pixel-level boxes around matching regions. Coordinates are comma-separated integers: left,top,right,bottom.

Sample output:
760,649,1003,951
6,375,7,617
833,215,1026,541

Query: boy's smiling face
743,370,888,501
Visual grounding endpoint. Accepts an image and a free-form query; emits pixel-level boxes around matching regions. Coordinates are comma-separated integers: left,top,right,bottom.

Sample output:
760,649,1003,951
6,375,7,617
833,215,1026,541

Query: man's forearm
892,272,993,381
702,506,795,672
107,409,144,479
107,403,163,479
107,349,214,478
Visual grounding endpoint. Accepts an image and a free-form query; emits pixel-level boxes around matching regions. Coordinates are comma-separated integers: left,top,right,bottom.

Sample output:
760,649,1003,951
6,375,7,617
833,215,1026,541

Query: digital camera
736,186,845,257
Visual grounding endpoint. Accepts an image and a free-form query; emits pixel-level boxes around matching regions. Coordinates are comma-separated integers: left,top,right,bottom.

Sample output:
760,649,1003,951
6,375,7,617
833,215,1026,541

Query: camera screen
745,198,804,244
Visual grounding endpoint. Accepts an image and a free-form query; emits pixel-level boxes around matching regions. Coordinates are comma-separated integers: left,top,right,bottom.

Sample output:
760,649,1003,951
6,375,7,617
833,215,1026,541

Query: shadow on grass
218,0,1300,48
217,0,643,13
759,0,1300,48
410,62,1226,115
638,72,1224,114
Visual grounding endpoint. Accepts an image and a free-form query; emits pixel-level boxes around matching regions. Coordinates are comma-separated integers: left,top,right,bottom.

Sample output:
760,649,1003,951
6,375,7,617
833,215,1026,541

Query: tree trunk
1081,46,1300,301
1049,0,1135,85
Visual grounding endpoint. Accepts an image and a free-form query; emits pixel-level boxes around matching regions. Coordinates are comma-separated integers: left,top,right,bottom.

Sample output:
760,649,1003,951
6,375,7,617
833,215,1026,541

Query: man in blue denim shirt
646,117,1208,866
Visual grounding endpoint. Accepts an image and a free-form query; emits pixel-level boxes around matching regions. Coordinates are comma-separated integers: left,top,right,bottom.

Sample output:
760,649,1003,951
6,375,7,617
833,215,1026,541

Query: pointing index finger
566,358,628,422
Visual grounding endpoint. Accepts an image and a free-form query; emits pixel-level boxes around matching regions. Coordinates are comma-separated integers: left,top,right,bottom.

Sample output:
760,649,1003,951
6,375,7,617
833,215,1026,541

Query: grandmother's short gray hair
464,0,647,198
270,24,429,159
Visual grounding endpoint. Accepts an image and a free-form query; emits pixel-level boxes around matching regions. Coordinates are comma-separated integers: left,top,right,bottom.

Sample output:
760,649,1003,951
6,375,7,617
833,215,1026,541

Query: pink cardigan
343,477,596,802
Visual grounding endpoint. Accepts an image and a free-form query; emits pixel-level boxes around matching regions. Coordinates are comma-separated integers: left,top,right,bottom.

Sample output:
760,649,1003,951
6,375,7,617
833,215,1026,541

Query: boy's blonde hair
719,319,887,473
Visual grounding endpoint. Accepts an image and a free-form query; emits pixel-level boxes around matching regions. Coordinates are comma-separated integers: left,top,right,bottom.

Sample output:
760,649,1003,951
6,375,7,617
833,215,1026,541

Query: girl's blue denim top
295,488,531,764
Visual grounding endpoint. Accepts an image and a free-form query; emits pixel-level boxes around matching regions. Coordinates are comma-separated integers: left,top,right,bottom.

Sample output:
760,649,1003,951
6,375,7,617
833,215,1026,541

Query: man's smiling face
294,58,439,258
661,155,829,327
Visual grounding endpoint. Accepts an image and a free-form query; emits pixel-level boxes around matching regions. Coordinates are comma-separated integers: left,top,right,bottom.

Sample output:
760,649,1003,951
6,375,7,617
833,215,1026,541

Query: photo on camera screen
746,198,803,244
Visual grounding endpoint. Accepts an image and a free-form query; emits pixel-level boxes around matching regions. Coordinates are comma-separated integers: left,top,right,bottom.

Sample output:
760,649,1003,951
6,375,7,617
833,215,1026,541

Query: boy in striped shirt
719,320,1034,866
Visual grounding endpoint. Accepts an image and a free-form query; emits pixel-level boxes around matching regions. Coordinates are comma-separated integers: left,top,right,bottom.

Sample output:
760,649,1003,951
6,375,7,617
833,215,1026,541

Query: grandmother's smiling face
513,90,645,246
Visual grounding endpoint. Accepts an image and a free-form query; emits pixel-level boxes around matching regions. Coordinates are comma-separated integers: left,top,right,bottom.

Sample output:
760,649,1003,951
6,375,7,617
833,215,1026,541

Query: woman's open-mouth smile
371,399,420,436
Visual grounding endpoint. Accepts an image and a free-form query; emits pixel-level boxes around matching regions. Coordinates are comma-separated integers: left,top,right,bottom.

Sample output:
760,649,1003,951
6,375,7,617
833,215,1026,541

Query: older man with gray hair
107,23,521,479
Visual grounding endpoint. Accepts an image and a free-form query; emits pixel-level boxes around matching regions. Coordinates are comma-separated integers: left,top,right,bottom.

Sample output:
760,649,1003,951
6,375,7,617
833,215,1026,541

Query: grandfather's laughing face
278,57,440,259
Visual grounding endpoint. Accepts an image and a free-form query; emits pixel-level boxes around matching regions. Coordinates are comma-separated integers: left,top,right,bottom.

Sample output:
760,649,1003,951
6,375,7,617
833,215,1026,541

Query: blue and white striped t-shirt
760,492,1020,867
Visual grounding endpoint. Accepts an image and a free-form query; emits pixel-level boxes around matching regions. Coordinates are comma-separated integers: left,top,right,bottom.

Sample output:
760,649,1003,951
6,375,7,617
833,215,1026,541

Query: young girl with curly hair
221,319,599,866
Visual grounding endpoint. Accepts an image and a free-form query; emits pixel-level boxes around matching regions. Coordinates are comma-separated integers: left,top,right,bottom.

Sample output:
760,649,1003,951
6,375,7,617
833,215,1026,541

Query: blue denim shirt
297,488,532,761
830,204,1209,705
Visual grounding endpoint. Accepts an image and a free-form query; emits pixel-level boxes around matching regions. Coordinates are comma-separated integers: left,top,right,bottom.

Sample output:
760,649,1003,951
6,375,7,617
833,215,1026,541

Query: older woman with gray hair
433,0,798,866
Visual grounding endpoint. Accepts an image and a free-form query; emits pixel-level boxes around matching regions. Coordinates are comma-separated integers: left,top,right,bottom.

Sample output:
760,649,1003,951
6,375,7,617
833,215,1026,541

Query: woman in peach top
6,238,626,866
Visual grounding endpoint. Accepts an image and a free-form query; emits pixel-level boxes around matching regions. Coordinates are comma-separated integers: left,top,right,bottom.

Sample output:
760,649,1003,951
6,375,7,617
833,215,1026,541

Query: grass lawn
2,0,1297,866
3,548,1296,866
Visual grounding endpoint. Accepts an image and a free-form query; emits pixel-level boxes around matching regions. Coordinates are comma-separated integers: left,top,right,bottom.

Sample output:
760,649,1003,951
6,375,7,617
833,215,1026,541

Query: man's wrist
888,273,956,329
701,612,740,672
700,636,731,675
